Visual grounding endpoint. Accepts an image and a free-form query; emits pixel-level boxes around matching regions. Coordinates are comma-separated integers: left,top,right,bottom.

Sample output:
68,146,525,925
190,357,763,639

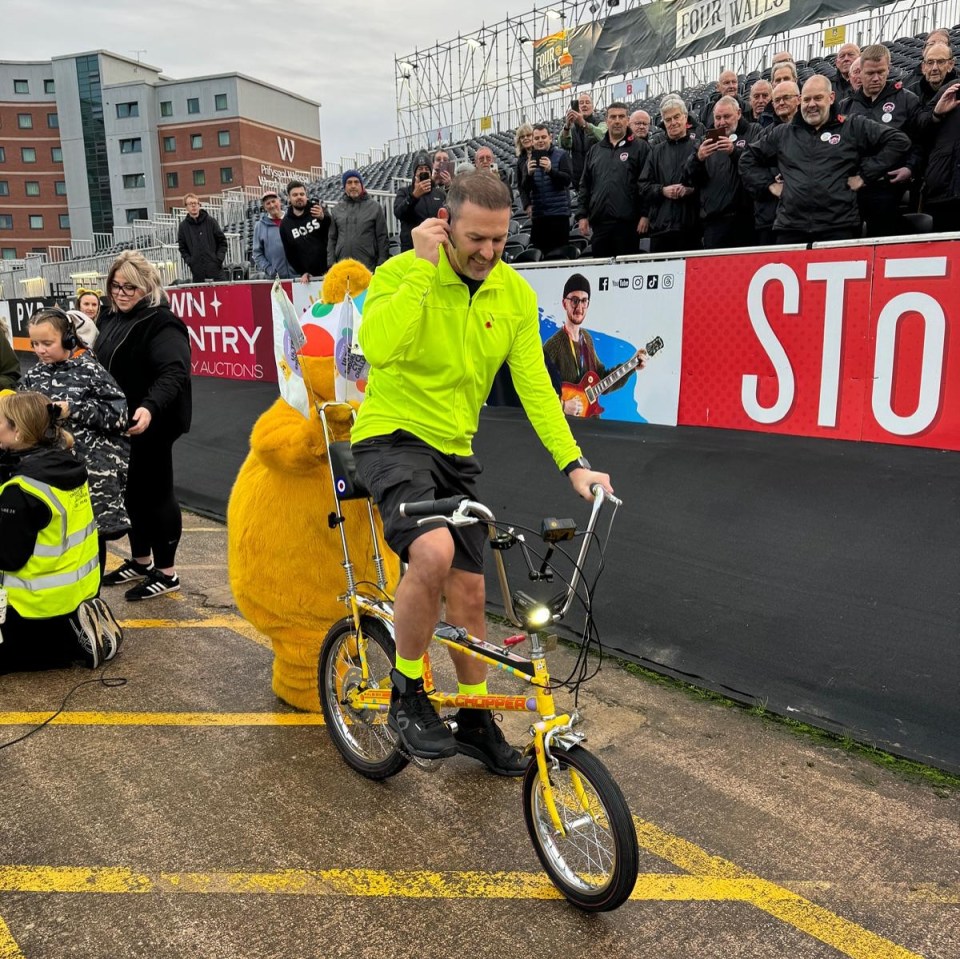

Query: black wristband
563,456,591,476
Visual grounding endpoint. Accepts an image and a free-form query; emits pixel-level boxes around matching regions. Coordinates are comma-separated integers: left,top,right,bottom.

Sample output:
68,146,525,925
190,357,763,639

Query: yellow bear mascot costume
227,260,400,711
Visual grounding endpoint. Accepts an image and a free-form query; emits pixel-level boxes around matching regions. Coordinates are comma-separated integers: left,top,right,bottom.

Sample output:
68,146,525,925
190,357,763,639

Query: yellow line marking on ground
0,711,323,727
633,818,925,959
119,615,271,649
0,917,24,959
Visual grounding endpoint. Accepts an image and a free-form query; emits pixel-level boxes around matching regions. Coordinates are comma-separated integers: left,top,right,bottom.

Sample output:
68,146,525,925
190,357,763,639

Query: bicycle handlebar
399,495,468,518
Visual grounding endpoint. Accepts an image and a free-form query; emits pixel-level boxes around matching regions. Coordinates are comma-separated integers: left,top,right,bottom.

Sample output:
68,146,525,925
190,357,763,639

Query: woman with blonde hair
514,123,535,196
94,251,192,601
0,390,121,671
72,288,104,346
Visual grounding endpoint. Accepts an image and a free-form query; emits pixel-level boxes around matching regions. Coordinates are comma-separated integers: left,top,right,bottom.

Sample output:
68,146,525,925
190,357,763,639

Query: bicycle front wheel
522,744,638,911
318,616,408,780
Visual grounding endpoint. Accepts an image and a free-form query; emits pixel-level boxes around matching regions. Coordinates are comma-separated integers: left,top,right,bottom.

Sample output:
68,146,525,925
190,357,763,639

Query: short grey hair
659,93,688,116
715,95,742,112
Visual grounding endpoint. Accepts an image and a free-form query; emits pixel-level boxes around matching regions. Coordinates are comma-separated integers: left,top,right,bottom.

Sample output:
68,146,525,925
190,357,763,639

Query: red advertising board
678,242,960,450
167,282,278,383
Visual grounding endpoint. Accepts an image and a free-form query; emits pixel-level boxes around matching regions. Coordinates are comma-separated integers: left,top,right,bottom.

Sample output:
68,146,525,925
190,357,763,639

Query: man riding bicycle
351,171,612,775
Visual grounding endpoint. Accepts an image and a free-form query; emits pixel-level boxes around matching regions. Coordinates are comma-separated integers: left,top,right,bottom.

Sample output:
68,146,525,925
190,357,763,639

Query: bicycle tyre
522,744,638,911
318,616,408,780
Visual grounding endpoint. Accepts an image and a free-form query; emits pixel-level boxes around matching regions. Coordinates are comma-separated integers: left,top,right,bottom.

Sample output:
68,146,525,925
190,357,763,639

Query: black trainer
454,708,528,777
125,569,180,602
388,670,458,759
102,558,153,587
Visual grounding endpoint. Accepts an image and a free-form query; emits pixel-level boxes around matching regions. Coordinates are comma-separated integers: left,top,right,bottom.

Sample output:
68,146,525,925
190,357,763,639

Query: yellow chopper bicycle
316,404,639,912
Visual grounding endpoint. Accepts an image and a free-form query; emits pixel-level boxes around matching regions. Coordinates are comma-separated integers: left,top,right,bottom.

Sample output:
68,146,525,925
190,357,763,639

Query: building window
0,216,13,230
191,134,203,149
18,113,33,129
1,249,17,259
0,147,4,162
29,215,44,230
116,102,140,119
51,146,62,163
160,100,173,117
187,97,200,114
163,136,176,152
166,172,179,189
0,181,7,196
55,180,67,195
215,93,228,111
220,167,234,184
22,147,36,163
123,173,146,189
44,79,55,94
59,214,70,229
126,208,148,223
217,130,230,147
119,138,142,154
14,80,29,94
47,112,59,129
192,169,206,186
25,181,40,196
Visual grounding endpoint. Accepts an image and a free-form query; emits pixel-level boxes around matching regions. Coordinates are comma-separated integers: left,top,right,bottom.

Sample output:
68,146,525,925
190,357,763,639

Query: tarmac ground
0,514,957,959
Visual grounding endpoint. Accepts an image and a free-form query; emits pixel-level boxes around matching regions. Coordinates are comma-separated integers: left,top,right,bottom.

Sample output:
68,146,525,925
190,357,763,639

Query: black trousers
0,607,83,674
649,231,699,254
590,221,640,258
530,216,570,257
702,216,756,250
924,199,960,233
126,432,183,569
775,227,860,245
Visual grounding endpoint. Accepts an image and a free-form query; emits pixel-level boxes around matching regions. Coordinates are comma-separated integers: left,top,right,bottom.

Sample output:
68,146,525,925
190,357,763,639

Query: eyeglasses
924,58,952,66
109,282,140,295
564,296,589,306
773,94,798,103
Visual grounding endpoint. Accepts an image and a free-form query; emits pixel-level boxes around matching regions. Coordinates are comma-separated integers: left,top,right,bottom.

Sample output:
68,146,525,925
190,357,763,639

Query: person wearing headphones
0,391,121,672
21,308,130,577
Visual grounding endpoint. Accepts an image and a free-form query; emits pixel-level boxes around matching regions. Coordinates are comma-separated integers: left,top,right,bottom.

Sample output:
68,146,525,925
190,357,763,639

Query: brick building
0,51,321,259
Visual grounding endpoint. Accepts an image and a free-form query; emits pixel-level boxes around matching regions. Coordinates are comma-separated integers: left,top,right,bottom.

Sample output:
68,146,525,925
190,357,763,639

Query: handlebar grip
399,495,467,518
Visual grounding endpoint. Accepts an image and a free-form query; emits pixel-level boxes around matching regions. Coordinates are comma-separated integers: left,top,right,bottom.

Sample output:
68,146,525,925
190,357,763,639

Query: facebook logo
599,276,609,291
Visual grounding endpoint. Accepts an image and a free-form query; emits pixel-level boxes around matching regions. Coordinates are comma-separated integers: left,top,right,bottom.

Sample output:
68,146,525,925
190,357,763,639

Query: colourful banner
533,30,573,97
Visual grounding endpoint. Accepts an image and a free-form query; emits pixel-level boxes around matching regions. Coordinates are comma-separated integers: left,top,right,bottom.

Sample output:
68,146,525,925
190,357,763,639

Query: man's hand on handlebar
568,467,613,501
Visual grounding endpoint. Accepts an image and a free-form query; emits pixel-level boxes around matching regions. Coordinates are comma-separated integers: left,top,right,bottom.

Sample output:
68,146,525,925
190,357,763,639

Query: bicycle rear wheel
522,744,638,911
319,616,408,780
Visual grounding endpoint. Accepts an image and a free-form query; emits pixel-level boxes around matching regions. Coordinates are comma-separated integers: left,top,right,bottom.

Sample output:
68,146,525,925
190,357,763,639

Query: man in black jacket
740,75,911,244
684,96,761,248
699,69,749,127
576,102,650,257
905,41,957,108
638,95,702,254
921,80,960,231
177,195,227,282
279,180,330,283
559,92,607,189
842,44,929,236
394,153,446,253
832,42,861,103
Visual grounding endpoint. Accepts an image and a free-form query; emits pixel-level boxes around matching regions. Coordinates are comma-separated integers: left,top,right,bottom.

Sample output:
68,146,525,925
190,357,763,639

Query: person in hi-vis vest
0,391,122,672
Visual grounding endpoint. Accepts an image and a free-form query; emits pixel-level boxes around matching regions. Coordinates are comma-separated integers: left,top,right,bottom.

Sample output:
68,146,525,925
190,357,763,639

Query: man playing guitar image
543,273,648,417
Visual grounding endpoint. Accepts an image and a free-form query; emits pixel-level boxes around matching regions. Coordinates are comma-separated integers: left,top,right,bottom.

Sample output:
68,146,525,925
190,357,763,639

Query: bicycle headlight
525,604,553,630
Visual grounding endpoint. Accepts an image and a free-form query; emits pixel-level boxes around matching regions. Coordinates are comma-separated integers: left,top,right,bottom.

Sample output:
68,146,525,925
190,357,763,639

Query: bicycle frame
318,403,617,836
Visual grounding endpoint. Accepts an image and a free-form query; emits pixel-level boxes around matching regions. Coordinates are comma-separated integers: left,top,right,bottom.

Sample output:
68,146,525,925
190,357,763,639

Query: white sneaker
74,601,105,669
91,597,123,661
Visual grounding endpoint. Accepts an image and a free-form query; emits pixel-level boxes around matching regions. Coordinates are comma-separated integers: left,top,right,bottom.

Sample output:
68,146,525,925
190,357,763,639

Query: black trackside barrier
172,377,958,773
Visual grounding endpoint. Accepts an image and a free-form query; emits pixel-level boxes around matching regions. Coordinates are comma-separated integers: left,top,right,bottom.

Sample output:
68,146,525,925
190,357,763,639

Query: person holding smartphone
519,124,573,256
559,92,606,189
395,152,448,253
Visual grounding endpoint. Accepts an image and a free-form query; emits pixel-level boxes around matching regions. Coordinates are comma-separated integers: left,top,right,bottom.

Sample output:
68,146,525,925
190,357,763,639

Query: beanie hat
342,169,364,188
563,273,591,299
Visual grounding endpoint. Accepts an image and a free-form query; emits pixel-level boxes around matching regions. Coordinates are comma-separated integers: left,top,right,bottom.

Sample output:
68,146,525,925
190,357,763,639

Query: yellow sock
458,680,488,696
395,654,424,681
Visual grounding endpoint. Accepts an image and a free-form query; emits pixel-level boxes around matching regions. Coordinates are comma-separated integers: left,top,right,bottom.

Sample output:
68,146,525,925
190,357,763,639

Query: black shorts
352,431,486,574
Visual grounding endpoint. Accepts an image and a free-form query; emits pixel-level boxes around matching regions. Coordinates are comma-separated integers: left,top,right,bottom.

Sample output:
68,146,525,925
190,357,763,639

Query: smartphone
417,171,431,182
532,149,548,163
570,98,580,112
703,128,724,143
438,160,455,179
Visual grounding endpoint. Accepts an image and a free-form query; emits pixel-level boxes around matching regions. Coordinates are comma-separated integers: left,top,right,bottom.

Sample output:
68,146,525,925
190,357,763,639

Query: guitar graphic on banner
561,336,664,418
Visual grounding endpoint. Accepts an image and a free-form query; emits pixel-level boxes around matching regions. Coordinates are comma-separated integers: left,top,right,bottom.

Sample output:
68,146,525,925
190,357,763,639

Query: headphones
33,306,80,352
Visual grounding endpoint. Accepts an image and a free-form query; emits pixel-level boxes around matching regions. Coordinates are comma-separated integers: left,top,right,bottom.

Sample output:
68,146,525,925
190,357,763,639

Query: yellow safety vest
0,475,100,618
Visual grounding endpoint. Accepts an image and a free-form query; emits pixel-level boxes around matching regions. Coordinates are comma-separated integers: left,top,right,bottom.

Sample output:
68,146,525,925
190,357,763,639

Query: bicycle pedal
443,719,459,735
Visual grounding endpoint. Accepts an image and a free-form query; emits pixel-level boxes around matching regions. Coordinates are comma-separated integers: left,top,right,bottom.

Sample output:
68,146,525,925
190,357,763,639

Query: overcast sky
8,0,541,165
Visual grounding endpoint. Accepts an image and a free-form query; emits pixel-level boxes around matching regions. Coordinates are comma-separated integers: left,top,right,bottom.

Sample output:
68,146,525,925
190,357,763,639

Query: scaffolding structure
393,0,960,151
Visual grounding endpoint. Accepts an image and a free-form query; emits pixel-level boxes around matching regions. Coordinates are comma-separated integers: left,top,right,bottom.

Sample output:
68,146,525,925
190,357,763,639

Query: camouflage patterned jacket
21,351,130,538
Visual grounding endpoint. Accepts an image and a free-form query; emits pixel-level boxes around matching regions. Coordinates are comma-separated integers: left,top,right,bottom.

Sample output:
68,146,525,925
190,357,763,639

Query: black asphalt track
173,378,959,772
